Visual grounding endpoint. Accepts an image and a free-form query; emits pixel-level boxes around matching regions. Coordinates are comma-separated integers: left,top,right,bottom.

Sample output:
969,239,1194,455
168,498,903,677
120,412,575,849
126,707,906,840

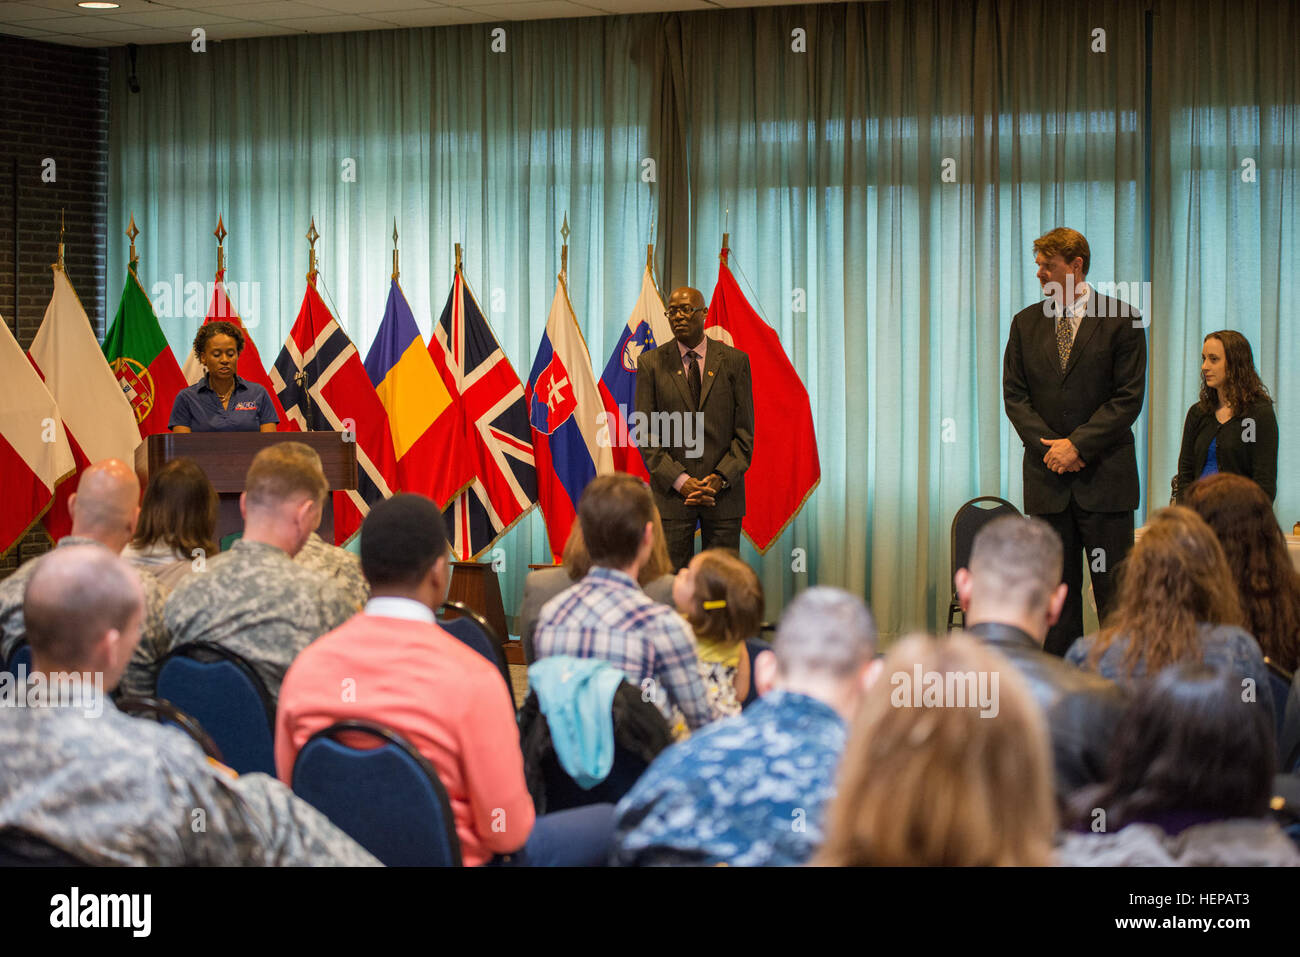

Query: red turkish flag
705,254,819,552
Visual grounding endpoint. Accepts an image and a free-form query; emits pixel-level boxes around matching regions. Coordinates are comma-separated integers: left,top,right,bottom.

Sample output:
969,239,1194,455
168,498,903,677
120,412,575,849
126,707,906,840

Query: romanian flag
363,279,474,508
103,265,187,438
705,252,820,552
0,314,74,554
182,270,295,430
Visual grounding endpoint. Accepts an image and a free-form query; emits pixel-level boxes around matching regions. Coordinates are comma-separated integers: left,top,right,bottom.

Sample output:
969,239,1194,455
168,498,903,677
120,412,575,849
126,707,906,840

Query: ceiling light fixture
77,2,121,9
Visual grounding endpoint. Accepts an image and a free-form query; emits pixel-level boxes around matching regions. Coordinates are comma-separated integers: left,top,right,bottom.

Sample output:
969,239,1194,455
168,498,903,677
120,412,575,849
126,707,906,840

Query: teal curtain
107,1,1299,638
1150,0,1299,529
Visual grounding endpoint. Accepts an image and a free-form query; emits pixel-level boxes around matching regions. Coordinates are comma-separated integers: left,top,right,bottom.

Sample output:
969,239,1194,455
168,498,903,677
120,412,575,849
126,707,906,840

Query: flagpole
126,213,140,273
392,220,400,281
721,231,730,266
306,217,319,284
454,242,462,276
213,215,226,279
560,213,569,284
54,208,66,272
299,217,319,430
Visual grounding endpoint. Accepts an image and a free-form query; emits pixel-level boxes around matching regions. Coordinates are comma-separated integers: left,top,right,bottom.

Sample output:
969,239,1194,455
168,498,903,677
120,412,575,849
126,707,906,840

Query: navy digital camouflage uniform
0,536,169,699
294,532,369,611
0,696,379,866
163,538,357,701
611,689,847,866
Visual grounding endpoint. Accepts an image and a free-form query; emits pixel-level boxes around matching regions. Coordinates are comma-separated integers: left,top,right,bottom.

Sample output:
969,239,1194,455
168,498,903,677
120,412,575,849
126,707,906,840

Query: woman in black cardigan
1177,330,1278,501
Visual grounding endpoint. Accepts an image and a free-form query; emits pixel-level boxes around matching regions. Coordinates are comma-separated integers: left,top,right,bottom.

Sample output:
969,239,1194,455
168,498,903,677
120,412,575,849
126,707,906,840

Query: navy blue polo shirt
168,375,279,432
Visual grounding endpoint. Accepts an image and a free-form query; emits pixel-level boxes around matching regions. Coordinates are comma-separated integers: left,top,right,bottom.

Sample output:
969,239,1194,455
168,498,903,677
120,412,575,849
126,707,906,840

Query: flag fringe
744,476,821,556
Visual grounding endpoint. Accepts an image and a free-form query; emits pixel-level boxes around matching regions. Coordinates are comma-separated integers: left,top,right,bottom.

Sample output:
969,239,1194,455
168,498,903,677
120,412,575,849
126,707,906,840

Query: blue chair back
1265,658,1294,755
155,643,276,776
438,601,511,688
4,641,32,679
292,721,461,866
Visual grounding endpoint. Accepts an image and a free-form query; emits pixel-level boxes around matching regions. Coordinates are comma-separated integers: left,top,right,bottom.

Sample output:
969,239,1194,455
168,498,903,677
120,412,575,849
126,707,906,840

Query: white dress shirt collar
364,596,436,624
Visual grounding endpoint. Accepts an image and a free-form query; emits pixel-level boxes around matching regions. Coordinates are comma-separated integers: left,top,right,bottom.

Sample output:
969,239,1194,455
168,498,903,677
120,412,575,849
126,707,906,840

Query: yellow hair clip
702,599,727,610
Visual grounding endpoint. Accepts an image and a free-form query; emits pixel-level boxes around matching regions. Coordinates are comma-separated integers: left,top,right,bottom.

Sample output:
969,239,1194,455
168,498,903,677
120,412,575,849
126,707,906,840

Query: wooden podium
135,432,358,544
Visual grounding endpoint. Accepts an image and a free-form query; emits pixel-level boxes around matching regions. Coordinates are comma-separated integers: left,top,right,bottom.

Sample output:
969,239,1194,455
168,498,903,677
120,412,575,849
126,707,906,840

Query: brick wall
0,33,110,576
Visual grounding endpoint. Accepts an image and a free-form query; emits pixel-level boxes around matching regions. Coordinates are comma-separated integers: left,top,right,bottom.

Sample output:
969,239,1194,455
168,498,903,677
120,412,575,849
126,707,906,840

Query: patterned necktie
686,351,702,408
1056,313,1073,372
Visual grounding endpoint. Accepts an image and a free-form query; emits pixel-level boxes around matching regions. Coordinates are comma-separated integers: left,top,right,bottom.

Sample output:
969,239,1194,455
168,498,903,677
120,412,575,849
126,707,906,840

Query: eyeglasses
665,306,703,318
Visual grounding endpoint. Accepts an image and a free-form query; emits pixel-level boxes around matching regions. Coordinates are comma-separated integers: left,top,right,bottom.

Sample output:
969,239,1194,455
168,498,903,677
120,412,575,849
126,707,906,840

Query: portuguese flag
103,266,187,438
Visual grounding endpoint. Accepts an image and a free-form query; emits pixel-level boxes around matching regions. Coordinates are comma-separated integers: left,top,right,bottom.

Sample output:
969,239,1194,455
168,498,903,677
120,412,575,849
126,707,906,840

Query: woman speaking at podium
169,321,279,433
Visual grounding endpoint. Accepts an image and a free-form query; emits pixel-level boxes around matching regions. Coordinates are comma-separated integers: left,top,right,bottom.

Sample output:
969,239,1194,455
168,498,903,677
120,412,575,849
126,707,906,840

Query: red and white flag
0,314,75,554
28,268,141,540
706,253,820,552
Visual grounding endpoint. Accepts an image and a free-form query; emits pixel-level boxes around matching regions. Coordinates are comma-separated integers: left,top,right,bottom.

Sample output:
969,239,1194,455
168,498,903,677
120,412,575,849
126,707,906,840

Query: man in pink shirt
275,493,613,866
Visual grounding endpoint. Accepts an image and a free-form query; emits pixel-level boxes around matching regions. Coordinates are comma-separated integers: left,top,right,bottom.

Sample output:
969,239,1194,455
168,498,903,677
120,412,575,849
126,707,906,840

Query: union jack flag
432,269,537,559
271,281,399,545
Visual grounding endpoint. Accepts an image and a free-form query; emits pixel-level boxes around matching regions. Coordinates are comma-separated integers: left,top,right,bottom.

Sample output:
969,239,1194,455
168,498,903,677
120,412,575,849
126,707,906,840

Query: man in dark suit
1003,228,1147,656
635,286,754,571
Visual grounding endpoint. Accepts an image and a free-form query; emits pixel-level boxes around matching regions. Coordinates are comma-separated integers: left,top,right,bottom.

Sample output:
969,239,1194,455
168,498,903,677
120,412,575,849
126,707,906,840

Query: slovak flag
598,261,671,480
527,270,614,558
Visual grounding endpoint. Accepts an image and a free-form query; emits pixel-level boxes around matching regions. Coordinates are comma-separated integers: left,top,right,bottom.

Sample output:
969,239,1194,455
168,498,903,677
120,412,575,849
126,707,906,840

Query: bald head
69,459,141,551
24,545,143,682
667,287,707,348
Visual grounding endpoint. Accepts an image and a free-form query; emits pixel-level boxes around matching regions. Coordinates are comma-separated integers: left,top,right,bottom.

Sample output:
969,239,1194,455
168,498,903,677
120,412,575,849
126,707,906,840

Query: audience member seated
955,515,1128,800
0,459,167,698
1059,665,1300,866
276,493,615,866
520,505,675,664
674,548,769,718
534,474,711,733
163,442,356,702
1184,473,1300,673
612,587,878,866
1066,506,1274,718
295,531,369,611
120,457,217,593
815,634,1056,866
0,546,378,865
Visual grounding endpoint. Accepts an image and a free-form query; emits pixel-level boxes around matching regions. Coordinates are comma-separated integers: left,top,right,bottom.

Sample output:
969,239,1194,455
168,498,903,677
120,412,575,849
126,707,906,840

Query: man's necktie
686,351,702,408
1056,314,1072,372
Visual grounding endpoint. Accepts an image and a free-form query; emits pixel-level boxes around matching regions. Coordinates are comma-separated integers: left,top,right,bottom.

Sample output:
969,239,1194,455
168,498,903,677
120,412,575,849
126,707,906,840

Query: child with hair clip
674,549,768,720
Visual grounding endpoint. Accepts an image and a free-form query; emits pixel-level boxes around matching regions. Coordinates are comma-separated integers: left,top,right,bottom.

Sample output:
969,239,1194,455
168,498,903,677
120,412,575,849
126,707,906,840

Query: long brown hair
1185,473,1300,672
1088,507,1245,678
131,457,218,557
815,634,1056,866
1198,330,1271,415
683,549,764,645
561,503,672,585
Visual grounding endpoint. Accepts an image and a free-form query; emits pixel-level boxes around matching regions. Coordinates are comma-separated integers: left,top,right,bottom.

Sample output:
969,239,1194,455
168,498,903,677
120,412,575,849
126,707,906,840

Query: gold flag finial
126,214,140,269
55,208,66,271
214,215,227,275
306,218,319,283
454,243,462,272
392,219,399,280
560,213,570,279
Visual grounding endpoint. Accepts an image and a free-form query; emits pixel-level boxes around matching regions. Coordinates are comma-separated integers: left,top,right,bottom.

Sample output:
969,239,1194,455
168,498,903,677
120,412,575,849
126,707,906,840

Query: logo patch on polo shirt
233,401,259,412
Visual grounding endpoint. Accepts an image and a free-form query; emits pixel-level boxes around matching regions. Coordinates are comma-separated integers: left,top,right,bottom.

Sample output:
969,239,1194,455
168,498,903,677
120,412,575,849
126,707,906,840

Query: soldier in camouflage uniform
0,459,168,699
163,443,356,701
295,531,369,611
0,545,379,866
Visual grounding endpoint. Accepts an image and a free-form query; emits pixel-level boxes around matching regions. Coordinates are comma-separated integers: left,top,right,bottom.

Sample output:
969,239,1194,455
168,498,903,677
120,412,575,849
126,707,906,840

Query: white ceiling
0,0,851,47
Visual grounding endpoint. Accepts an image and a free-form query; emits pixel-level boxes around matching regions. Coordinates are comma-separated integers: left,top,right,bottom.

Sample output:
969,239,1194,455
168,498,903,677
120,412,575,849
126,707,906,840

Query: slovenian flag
103,264,187,439
527,270,614,558
598,261,670,481
0,313,75,554
364,279,474,508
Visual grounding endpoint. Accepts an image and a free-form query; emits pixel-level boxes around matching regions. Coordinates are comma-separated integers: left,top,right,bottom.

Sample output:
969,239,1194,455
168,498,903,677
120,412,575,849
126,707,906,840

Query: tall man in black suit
1003,228,1147,656
635,286,754,571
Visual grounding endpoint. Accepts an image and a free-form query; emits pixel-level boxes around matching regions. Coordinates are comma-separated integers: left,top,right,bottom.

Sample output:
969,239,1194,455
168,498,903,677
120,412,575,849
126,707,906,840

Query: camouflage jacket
0,536,169,699
162,538,356,702
294,532,369,611
0,695,379,866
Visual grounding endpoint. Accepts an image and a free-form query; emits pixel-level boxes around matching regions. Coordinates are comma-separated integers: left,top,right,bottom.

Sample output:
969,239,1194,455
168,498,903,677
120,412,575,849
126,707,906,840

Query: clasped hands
1041,437,1085,474
682,474,723,506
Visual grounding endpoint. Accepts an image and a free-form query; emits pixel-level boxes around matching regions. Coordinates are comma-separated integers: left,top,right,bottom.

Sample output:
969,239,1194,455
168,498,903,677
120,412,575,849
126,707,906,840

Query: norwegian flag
271,281,399,545
431,269,536,560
